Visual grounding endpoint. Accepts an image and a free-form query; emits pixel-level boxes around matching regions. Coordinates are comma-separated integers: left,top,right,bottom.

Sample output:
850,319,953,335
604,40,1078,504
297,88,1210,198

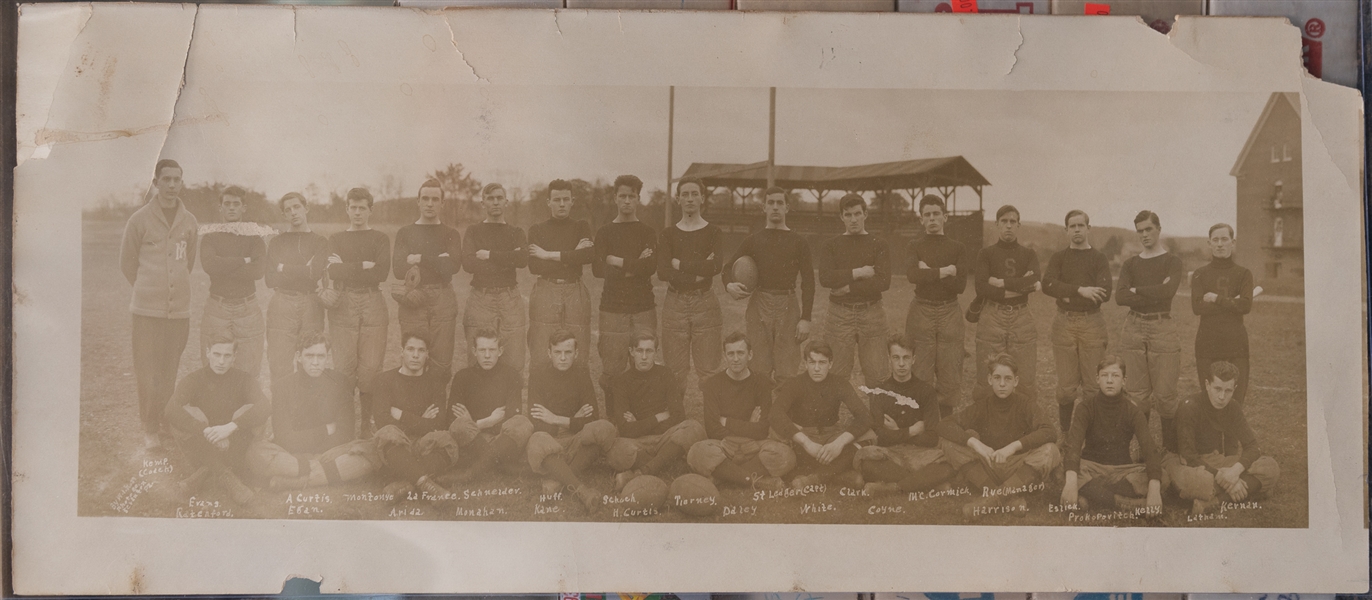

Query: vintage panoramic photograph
78,83,1308,528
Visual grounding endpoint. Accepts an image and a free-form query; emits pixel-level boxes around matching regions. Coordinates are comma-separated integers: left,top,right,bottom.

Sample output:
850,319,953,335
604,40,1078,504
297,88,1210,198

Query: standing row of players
122,159,1278,515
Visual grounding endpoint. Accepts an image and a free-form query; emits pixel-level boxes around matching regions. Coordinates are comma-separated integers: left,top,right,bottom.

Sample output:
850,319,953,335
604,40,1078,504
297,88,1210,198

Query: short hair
676,176,705,197
1134,210,1160,228
886,333,914,354
630,331,658,349
296,331,330,353
470,327,502,347
481,182,505,197
278,192,306,212
722,331,750,350
995,204,1020,221
221,186,248,202
804,340,834,361
418,179,444,197
400,330,432,351
346,187,374,207
204,331,236,351
986,353,1018,375
918,195,947,214
1064,209,1090,227
838,193,867,214
154,159,181,179
1096,354,1126,377
548,328,578,349
763,186,788,199
548,179,574,195
613,175,643,195
1209,223,1235,238
1208,361,1240,384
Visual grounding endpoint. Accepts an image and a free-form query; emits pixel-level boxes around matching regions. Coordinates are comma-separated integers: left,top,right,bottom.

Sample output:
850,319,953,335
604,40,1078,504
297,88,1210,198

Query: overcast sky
104,85,1268,236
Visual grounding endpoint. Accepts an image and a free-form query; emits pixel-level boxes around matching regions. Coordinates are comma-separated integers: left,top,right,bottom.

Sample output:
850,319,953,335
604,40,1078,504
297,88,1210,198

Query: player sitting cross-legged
606,332,708,492
856,334,956,496
1060,355,1165,513
686,332,794,491
371,332,468,502
771,340,873,490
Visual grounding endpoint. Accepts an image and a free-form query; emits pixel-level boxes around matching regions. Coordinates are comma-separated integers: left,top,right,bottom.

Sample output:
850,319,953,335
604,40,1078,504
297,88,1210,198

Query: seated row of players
168,321,1277,516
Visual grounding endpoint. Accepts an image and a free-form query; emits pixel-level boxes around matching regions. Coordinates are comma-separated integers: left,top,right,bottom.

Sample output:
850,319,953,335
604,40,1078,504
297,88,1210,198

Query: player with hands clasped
855,335,957,496
593,175,659,386
440,329,533,487
1115,210,1186,453
1060,356,1164,514
770,341,873,490
686,332,795,491
326,187,392,435
604,333,708,493
817,193,892,387
1041,209,1113,434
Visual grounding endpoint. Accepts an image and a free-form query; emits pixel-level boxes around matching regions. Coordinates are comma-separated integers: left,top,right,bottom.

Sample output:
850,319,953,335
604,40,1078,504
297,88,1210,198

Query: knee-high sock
1160,417,1179,454
900,462,956,493
644,441,686,476
1078,478,1117,509
861,459,911,484
1058,404,1075,435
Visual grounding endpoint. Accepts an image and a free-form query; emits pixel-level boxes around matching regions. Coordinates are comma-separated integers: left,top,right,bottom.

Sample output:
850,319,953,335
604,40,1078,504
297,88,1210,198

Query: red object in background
949,0,978,12
936,1,1035,14
1084,3,1109,15
1149,18,1171,33
1303,36,1324,78
1304,17,1325,39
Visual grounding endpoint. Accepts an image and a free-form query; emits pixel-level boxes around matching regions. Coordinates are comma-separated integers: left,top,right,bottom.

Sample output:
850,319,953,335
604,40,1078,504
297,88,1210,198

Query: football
669,473,721,517
622,474,669,510
732,255,759,290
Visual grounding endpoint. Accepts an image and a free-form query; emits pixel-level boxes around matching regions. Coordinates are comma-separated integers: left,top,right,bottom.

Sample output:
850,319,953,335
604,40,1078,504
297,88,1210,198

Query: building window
1272,180,1284,208
1271,145,1280,163
1283,143,1293,162
1266,262,1282,278
1273,217,1284,247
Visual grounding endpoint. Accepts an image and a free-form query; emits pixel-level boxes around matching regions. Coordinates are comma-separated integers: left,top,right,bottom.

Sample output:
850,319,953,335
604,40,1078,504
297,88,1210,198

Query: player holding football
687,332,794,491
392,179,462,373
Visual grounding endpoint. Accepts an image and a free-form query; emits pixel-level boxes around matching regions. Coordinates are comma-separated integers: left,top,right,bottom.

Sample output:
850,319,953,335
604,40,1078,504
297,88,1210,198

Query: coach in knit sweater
817,193,892,387
120,159,199,448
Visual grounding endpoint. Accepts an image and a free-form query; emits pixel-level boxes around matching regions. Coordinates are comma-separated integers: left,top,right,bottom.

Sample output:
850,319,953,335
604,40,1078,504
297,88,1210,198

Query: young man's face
346,199,372,228
722,339,752,377
1097,363,1125,398
615,185,639,217
805,352,832,383
297,342,329,378
220,195,246,223
154,167,183,199
988,364,1018,399
763,193,788,224
840,203,868,234
472,336,503,370
1205,376,1237,410
207,342,237,375
401,337,429,372
483,187,507,218
1067,214,1090,246
282,197,309,229
630,339,657,372
997,211,1020,243
677,182,705,217
548,338,578,372
418,186,443,221
1136,219,1160,250
1209,227,1234,259
888,344,915,381
920,203,946,235
548,189,574,219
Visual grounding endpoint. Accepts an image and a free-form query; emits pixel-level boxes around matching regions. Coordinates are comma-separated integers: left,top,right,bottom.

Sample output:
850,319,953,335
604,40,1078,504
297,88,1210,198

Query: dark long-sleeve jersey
266,231,328,294
975,239,1041,307
1191,257,1253,358
392,223,462,286
371,366,452,439
606,364,684,439
658,224,723,293
906,234,968,302
463,222,527,290
527,364,599,436
201,231,267,299
527,218,595,281
1043,247,1113,312
723,228,816,320
165,367,269,433
1115,252,1185,314
771,375,871,439
592,221,658,314
701,370,774,440
817,233,891,304
1177,392,1262,471
1064,391,1162,481
269,370,355,454
941,389,1055,452
448,363,523,423
868,375,941,447
326,229,391,289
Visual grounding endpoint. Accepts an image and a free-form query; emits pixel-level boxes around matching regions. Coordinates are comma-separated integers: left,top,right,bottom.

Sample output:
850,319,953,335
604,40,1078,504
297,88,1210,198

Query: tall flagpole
666,86,675,228
767,87,776,190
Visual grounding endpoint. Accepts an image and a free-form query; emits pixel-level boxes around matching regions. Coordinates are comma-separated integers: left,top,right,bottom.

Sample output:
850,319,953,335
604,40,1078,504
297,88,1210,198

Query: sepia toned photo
14,5,1366,594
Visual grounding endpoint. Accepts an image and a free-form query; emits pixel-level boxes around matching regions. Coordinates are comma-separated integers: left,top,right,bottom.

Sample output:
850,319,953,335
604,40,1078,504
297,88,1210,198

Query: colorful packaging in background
736,0,894,10
1210,0,1359,87
396,0,561,6
1050,0,1204,32
567,0,734,7
898,0,1048,14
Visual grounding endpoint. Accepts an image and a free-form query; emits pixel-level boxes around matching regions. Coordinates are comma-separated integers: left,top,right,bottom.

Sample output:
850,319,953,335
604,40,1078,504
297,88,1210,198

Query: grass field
81,219,1308,526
